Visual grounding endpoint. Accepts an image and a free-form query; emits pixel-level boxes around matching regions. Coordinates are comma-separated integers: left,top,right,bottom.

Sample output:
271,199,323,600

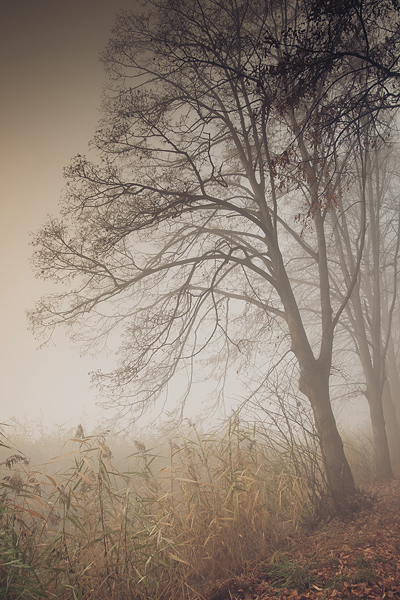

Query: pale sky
0,0,135,429
0,0,369,435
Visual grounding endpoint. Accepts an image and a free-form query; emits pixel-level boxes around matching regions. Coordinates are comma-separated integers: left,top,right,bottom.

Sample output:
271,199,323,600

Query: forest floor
207,478,400,600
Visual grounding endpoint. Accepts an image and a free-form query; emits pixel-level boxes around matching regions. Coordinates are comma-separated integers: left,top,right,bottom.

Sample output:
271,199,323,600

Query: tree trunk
270,202,356,511
366,380,393,480
382,381,400,467
386,336,400,424
299,359,356,512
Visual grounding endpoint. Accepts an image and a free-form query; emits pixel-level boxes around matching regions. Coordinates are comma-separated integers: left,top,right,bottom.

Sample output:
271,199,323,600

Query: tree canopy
30,0,400,508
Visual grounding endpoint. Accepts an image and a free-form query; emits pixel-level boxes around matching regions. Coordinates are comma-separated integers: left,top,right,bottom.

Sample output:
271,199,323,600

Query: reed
0,416,335,600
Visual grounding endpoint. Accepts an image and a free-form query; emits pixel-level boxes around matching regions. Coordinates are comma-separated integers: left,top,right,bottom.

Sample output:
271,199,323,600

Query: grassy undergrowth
0,417,363,600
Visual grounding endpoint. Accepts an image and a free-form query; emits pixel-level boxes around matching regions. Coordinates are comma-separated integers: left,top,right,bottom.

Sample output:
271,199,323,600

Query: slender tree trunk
342,287,394,479
344,289,394,479
299,359,356,511
365,379,393,479
382,380,400,467
386,336,400,424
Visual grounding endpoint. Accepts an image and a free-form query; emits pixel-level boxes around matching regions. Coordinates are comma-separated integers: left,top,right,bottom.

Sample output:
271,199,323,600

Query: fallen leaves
207,478,400,600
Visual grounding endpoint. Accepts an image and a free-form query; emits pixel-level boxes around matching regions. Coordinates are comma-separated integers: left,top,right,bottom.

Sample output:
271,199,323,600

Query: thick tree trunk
270,206,356,512
299,360,356,512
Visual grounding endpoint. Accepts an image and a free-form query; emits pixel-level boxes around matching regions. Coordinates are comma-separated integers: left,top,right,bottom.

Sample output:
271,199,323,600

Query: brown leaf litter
206,478,400,600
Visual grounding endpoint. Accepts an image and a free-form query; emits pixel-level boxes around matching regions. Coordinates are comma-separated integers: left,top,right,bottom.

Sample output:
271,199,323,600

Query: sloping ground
207,479,400,600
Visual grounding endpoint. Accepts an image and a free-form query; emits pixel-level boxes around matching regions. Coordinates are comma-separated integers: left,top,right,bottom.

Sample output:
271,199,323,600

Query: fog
1,4,399,598
0,0,136,429
0,0,383,443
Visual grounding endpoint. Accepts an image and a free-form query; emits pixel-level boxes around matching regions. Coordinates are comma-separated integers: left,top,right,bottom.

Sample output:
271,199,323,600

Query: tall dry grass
0,416,338,600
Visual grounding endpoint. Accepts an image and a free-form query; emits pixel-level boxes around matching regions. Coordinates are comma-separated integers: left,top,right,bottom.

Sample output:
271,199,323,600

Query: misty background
0,2,396,595
0,0,136,428
0,0,370,433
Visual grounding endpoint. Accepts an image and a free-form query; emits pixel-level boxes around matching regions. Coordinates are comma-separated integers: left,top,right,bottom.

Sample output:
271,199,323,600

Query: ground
207,478,400,600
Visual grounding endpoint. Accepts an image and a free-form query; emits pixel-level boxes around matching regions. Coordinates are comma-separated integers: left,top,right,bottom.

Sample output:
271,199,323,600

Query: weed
0,416,354,599
267,553,315,592
353,555,376,583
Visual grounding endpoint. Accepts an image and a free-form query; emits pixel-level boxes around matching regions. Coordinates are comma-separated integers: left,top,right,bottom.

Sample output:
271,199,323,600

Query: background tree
30,0,390,510
330,135,400,478
385,314,400,428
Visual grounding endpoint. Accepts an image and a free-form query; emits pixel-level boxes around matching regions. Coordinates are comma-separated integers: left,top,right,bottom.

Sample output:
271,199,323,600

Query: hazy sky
0,0,369,435
0,0,135,429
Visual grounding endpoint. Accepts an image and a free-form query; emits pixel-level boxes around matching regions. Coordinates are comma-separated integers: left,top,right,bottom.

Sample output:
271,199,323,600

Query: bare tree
29,0,366,510
257,0,400,137
330,137,400,478
385,316,400,432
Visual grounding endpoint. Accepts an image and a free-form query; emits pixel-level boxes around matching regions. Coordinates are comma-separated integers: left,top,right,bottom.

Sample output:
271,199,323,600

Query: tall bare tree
330,137,400,478
29,0,373,510
385,314,400,433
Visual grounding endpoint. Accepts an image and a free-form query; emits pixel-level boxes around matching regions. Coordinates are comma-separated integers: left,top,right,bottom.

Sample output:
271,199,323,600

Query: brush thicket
0,417,328,600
